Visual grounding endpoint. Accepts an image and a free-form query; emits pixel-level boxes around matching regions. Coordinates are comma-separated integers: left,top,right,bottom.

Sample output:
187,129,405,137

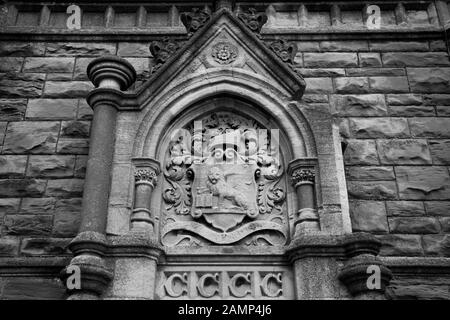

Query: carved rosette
161,111,288,247
268,39,298,66
149,38,180,74
180,8,211,36
237,8,268,34
211,42,238,65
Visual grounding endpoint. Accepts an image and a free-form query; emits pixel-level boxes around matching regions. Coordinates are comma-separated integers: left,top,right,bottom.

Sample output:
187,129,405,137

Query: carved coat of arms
162,112,287,247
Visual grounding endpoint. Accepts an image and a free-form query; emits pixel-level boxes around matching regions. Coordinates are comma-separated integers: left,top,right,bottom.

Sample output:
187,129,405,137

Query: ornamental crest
161,111,287,247
211,42,238,65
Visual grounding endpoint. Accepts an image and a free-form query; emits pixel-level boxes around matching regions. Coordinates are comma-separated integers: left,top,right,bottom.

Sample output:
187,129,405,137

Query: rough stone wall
0,1,450,299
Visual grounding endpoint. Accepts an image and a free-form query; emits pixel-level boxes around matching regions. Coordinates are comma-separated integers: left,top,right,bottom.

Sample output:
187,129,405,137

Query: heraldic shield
161,111,288,247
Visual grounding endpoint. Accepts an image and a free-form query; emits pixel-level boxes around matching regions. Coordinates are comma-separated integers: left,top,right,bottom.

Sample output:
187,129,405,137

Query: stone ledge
381,256,450,276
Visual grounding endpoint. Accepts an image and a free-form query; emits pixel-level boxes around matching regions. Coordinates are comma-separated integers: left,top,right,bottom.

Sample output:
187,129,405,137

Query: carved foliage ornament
291,169,315,185
268,39,298,66
162,112,287,247
211,42,238,65
237,8,268,34
149,37,180,73
134,169,158,184
180,8,211,36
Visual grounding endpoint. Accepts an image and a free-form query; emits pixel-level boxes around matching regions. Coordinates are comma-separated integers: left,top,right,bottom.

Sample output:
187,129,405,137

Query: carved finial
237,8,268,34
291,168,315,185
268,39,298,65
134,169,158,185
180,8,211,36
149,37,180,73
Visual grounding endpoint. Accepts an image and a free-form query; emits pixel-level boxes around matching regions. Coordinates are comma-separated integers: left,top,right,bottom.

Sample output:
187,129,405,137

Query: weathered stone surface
55,198,82,214
409,118,450,138
319,41,368,52
359,53,381,67
387,94,423,106
349,118,409,138
440,217,450,232
389,217,440,234
304,78,333,93
61,121,90,138
20,198,55,214
377,139,432,165
0,42,45,56
422,235,450,256
346,166,394,180
53,210,81,237
0,155,27,178
0,57,24,72
45,179,84,197
123,57,149,80
429,140,450,164
395,166,450,200
46,42,116,56
26,99,78,119
387,282,450,299
436,106,450,116
303,53,358,68
118,42,152,56
423,94,450,106
77,99,93,119
301,94,329,104
4,215,52,236
386,201,425,216
334,77,369,94
56,139,89,154
0,198,20,214
345,68,405,77
3,121,60,154
347,181,397,200
370,41,429,52
425,201,450,216
20,238,71,256
0,122,6,144
27,155,75,178
73,57,94,80
295,41,320,52
382,52,450,67
430,40,446,51
331,94,386,116
408,68,450,93
23,58,75,73
74,156,87,177
43,81,93,98
349,200,388,233
0,179,46,197
46,73,73,81
368,76,409,93
343,139,379,165
0,73,45,98
295,68,345,78
377,234,423,256
0,238,20,256
0,99,27,120
388,105,435,117
1,278,65,300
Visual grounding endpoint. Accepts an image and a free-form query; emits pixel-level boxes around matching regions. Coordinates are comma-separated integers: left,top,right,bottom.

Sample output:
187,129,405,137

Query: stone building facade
0,0,449,300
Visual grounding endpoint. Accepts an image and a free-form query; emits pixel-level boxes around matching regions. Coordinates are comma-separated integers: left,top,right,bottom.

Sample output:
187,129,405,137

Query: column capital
132,158,161,184
287,158,318,186
87,56,137,91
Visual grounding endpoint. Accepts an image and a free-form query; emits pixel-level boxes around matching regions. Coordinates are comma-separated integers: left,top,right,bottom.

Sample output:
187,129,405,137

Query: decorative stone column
131,158,161,233
288,159,320,237
61,56,137,300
